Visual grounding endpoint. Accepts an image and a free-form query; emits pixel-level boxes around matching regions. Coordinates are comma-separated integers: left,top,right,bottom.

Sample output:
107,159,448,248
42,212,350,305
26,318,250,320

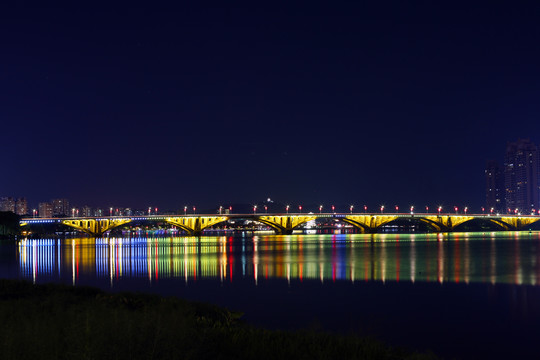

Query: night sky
2,2,540,212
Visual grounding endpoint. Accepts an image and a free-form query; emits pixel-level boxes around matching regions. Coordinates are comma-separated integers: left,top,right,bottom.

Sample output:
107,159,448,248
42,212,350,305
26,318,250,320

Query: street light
395,205,399,213
438,206,442,215
184,206,187,215
253,205,257,214
350,205,354,214
425,206,429,213
490,207,494,215
332,205,335,213
319,205,323,214
364,205,367,213
464,207,468,215
298,205,302,213
410,205,414,215
219,206,223,215
286,205,290,214
264,205,268,213
32,209,36,218
380,205,384,214
454,206,458,214
193,206,196,214
110,207,113,217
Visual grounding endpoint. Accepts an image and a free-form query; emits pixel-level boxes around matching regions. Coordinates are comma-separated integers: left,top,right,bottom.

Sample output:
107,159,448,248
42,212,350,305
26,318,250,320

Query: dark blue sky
1,2,540,211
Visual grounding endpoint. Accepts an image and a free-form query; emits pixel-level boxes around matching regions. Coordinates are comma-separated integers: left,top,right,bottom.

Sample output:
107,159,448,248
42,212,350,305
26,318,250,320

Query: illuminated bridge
20,213,540,237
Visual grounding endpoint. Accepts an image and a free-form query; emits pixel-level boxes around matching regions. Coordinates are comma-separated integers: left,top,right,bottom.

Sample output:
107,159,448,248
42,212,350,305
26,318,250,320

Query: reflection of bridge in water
21,213,540,236
17,233,540,286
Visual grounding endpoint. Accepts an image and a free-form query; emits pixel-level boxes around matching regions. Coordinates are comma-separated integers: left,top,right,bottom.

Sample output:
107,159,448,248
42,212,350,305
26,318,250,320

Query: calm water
3,231,540,359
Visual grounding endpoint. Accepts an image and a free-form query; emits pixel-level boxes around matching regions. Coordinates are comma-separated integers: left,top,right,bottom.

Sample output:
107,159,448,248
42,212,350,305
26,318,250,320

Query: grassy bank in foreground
0,280,437,360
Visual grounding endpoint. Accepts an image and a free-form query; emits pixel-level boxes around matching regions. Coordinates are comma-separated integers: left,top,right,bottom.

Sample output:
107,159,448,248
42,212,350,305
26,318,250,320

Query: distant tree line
0,211,20,238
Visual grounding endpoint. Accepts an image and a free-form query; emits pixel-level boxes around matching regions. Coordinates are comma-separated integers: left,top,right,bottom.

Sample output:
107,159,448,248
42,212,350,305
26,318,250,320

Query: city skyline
2,3,540,210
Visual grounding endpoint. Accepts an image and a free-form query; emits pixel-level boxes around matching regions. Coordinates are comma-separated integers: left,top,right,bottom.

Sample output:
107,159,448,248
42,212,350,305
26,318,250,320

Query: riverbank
0,279,437,360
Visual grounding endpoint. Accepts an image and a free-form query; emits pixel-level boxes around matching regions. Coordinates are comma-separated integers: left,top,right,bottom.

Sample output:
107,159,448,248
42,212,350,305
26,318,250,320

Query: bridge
19,213,540,237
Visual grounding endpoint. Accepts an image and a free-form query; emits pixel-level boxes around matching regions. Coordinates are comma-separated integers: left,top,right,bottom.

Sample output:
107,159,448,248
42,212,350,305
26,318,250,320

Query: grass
0,279,438,360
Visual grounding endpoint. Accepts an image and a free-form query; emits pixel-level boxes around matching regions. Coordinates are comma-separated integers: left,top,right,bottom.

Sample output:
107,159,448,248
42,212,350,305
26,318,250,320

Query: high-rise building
52,198,70,217
485,160,503,212
15,198,28,216
0,197,15,212
38,202,53,218
82,206,92,217
504,139,540,213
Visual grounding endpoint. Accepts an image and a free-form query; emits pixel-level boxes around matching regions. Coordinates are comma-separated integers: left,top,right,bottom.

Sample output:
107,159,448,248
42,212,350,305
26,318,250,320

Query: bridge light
319,205,323,214
219,206,223,215
454,206,458,214
184,206,187,215
264,205,268,213
298,205,302,213
253,205,257,214
425,206,429,213
229,206,232,213
481,207,485,214
438,206,442,215
395,205,399,213
490,207,494,215
380,205,384,214
464,207,468,214
350,205,353,214
332,205,335,213
286,205,290,214
364,205,367,213
193,206,196,214
110,207,113,217
410,205,414,215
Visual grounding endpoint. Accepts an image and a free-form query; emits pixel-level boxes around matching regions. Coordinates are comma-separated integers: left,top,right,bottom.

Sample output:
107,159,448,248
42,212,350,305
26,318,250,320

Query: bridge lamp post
350,205,354,214
464,207,468,215
219,206,223,215
184,206,187,215
76,209,79,217
332,205,335,213
32,209,36,218
425,206,429,213
229,206,233,213
319,205,323,214
253,205,257,214
481,207,485,214
438,206,442,215
395,205,399,213
410,206,414,215
72,208,75,217
299,205,302,213
380,205,384,214
148,207,151,216
454,206,458,214
364,205,367,213
286,205,290,214
193,206,196,214
264,205,268,213
110,207,113,217
490,207,494,215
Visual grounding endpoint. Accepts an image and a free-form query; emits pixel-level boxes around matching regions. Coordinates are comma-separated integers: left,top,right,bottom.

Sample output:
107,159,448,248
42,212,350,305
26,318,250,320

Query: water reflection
18,232,540,286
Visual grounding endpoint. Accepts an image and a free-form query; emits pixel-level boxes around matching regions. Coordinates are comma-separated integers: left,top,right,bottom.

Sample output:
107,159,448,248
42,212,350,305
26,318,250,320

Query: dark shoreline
0,279,437,360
